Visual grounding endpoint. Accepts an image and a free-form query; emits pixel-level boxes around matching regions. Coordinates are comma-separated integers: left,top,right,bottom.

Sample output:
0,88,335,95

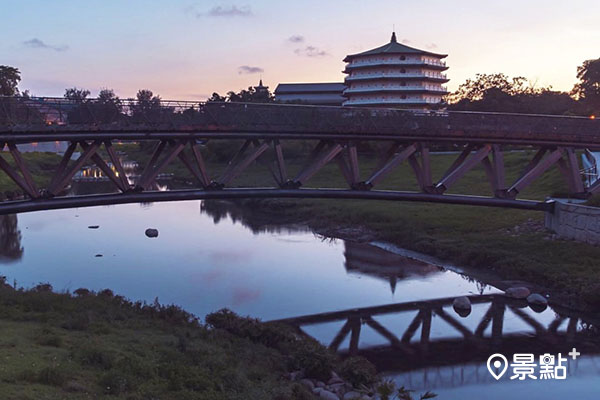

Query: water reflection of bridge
272,294,600,373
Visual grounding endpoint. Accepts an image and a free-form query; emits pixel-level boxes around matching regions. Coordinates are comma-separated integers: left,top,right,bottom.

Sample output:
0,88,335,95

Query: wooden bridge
0,96,599,214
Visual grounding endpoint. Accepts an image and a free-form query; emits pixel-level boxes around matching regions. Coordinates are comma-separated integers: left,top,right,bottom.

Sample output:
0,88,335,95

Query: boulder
145,228,159,238
88,225,99,229
527,293,548,312
505,286,530,299
300,379,315,391
453,296,472,317
527,293,548,305
343,392,362,400
319,390,340,400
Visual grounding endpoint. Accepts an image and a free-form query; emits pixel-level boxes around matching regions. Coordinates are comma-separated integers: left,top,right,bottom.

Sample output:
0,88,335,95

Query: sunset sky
2,0,599,99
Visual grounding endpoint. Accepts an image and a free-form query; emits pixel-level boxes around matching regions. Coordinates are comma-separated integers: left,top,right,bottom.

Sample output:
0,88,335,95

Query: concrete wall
545,202,600,245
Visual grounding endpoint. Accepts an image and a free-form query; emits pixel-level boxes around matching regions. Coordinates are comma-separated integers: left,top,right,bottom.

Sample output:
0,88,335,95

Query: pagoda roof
344,32,447,61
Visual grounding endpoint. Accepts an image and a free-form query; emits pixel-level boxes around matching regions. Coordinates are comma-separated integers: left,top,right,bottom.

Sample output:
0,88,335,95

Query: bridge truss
0,97,599,214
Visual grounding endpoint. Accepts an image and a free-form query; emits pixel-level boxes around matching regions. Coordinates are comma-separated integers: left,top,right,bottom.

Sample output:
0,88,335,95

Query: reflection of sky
3,200,498,322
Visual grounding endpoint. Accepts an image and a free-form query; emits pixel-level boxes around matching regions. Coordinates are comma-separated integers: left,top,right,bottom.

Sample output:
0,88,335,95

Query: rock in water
505,286,530,299
453,296,472,317
319,390,340,400
527,293,548,313
145,228,159,238
88,225,99,229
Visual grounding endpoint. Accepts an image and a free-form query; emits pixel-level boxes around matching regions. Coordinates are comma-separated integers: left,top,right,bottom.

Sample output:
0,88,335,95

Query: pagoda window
401,68,406,74
401,81,407,86
400,55,406,61
401,94,407,100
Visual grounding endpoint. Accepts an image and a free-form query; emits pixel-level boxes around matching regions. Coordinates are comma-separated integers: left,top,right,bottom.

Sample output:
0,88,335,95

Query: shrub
77,347,115,370
340,357,378,386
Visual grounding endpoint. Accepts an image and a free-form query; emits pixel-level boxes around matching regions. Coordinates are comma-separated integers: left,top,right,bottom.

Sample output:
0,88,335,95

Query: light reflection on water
0,199,598,398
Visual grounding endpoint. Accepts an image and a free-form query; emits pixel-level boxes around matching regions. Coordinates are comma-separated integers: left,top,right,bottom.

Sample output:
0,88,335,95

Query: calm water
0,199,598,399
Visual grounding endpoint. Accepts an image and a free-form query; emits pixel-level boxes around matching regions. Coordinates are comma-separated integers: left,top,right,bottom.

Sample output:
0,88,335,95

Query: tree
0,65,21,96
447,73,578,115
94,88,122,123
64,87,91,102
207,92,227,102
573,58,600,115
132,89,163,123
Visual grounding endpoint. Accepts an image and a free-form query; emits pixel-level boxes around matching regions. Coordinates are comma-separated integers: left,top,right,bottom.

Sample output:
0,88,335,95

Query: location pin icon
487,353,508,380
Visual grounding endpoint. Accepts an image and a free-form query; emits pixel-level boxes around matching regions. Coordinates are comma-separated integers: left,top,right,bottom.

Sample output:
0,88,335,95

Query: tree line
0,56,598,116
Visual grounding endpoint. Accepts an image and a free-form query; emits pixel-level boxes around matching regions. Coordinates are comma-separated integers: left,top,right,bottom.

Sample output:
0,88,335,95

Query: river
0,199,598,399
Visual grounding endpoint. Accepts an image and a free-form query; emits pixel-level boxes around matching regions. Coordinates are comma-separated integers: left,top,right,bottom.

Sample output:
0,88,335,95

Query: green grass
0,152,62,195
0,281,372,399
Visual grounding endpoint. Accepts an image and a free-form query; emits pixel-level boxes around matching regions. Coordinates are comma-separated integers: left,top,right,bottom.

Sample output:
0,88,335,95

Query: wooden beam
401,310,423,343
190,142,211,187
48,141,100,195
219,141,270,186
49,142,77,191
7,143,39,198
80,142,126,192
349,317,361,356
329,319,352,351
507,148,563,197
138,140,167,186
273,139,288,184
104,140,130,190
365,143,417,187
139,142,185,189
436,145,491,193
0,149,39,198
347,143,360,183
295,143,343,185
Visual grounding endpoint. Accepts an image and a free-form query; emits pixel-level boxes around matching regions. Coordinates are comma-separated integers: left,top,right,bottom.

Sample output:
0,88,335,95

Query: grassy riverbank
0,152,61,196
0,280,388,399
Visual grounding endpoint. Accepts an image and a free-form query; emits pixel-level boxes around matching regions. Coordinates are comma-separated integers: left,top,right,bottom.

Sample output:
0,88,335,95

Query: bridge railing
1,96,599,145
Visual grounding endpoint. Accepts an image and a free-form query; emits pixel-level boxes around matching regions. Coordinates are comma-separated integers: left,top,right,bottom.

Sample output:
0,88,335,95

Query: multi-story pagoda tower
342,32,449,109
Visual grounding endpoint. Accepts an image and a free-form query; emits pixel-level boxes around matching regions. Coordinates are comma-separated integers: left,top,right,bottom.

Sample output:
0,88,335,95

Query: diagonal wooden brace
507,148,564,198
190,142,211,187
49,142,77,191
104,140,130,190
365,143,417,187
294,143,343,185
436,145,491,193
48,141,101,196
0,147,39,198
7,142,39,198
138,141,186,190
80,142,127,192
138,140,167,186
219,141,270,186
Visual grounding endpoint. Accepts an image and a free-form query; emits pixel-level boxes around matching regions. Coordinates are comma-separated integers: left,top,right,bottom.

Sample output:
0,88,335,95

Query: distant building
273,32,449,109
343,32,449,108
253,79,269,95
274,82,345,106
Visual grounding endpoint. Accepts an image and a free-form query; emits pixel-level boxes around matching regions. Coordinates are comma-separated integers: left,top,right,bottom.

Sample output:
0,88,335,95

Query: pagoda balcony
343,85,448,94
344,73,448,82
344,59,448,71
343,98,438,106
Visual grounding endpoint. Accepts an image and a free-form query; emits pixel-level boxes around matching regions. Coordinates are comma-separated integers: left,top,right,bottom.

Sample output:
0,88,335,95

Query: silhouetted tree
0,65,21,96
448,73,578,115
207,87,274,103
207,92,227,102
64,87,91,102
64,87,92,123
573,58,600,115
131,89,163,123
93,88,122,123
